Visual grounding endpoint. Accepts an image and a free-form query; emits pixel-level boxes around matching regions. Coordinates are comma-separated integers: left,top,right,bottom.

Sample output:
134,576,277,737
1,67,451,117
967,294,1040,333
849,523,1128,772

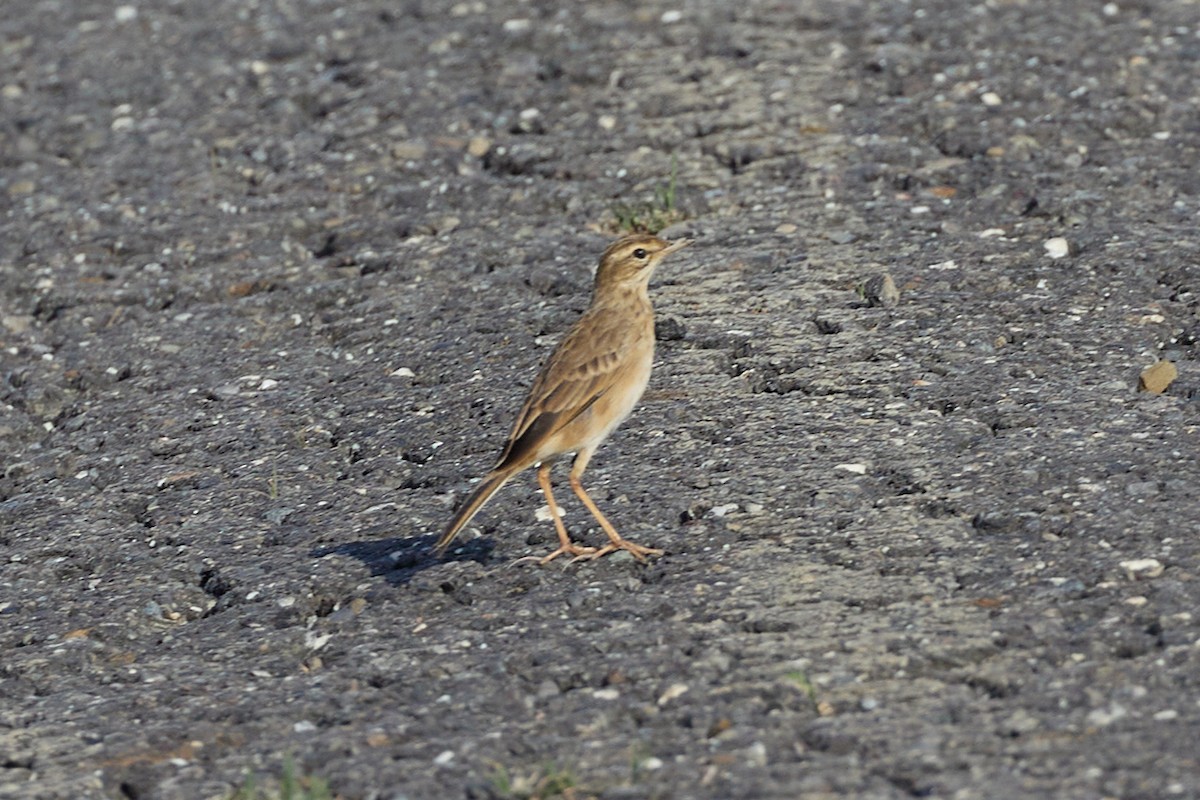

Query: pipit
435,233,692,563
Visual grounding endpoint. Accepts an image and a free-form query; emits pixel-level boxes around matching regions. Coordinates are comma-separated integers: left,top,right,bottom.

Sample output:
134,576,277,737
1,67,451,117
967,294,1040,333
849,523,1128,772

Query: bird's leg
534,461,597,564
567,452,663,563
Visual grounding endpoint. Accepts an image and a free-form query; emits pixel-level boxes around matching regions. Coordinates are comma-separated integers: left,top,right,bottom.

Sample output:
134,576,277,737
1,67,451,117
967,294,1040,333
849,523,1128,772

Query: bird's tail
434,470,514,556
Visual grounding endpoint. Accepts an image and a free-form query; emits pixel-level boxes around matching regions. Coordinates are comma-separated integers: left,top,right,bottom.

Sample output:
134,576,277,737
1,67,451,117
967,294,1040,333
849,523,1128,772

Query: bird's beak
663,238,693,254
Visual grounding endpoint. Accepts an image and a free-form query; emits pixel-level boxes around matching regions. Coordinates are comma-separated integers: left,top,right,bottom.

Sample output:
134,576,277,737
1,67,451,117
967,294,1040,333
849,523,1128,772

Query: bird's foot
570,538,664,564
520,541,598,565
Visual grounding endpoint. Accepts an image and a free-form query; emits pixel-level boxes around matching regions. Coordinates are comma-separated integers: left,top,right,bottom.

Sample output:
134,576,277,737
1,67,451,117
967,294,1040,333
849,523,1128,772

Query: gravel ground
2,1,1199,798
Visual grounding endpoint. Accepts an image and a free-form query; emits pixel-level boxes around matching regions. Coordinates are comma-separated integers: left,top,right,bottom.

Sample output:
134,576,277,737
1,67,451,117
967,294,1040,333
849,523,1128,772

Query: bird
435,233,692,564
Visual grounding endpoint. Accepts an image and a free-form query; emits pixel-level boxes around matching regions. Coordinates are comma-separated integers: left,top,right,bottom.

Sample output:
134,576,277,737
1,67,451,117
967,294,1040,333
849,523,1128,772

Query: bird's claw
570,540,664,564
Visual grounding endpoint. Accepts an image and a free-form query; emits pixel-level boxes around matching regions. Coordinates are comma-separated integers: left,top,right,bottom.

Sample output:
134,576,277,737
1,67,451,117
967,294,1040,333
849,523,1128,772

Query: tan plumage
436,233,691,563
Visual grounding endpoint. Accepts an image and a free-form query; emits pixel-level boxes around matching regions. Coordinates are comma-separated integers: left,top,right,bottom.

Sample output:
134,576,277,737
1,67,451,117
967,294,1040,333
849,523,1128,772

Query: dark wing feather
493,310,630,470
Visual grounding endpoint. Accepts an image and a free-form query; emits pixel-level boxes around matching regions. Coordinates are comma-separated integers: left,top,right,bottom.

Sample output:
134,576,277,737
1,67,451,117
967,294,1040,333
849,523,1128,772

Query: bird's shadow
310,533,493,586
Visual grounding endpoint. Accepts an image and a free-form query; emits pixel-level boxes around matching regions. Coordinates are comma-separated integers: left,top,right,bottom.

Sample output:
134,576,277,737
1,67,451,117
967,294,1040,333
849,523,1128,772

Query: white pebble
392,367,415,378
1119,558,1164,580
1043,237,1070,259
661,10,683,23
1086,703,1127,727
745,741,768,767
258,378,278,390
502,18,531,33
657,683,689,706
597,114,616,130
433,750,455,765
834,463,867,475
534,504,567,522
981,91,1002,107
114,5,138,22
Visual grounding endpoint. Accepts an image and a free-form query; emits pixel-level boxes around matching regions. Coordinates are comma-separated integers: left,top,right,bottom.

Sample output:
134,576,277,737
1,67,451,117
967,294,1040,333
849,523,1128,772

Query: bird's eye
632,248,648,259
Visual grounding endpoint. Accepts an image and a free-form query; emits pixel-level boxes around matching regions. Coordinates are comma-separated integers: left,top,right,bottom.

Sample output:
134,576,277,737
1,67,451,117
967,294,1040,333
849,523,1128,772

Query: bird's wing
493,312,630,471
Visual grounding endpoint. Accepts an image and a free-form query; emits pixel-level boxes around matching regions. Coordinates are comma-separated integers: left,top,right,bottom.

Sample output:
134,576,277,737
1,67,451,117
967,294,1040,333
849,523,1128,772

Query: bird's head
594,234,691,291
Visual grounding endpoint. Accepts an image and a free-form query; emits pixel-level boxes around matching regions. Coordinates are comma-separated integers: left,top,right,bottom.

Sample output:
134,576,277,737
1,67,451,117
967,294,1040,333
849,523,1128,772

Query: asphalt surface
2,1,1199,798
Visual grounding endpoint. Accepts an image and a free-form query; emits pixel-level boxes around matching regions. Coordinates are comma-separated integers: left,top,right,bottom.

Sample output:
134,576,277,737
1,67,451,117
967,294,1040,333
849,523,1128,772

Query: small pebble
114,5,138,22
391,141,427,161
1138,360,1176,394
834,463,867,475
1044,237,1070,258
980,91,1002,106
745,741,768,767
433,750,455,766
1125,480,1158,497
661,9,683,23
467,137,490,157
1086,703,1127,727
826,229,857,245
657,683,689,706
1119,558,1164,580
534,504,567,522
1005,709,1041,734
